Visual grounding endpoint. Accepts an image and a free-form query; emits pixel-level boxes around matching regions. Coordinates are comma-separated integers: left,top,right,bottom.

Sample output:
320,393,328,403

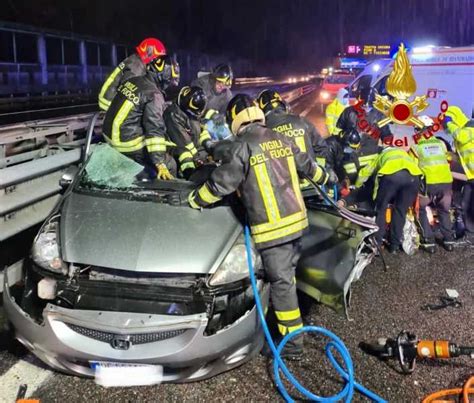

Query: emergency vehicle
318,71,354,108
348,46,474,148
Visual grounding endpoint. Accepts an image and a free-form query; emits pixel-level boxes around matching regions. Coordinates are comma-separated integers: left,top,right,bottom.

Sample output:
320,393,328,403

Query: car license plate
90,361,163,387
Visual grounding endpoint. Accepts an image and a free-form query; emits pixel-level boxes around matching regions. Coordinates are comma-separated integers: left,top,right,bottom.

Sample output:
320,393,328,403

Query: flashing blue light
390,42,411,58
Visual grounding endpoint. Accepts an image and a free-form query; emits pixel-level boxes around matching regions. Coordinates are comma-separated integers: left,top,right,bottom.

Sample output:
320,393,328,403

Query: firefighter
336,94,391,141
192,63,233,115
192,64,233,141
325,88,349,136
444,106,474,241
102,55,179,180
322,129,370,184
98,38,166,111
256,89,326,165
163,86,210,179
355,140,423,252
188,94,330,358
409,119,455,253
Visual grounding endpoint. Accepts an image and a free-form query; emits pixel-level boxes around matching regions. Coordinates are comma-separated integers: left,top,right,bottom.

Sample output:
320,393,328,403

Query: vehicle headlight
320,91,330,100
208,240,260,286
31,216,65,274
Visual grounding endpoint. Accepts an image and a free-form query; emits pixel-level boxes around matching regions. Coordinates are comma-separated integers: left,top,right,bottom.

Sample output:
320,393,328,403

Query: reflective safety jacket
191,73,232,115
324,134,379,182
355,146,423,199
342,135,379,183
325,99,346,135
189,123,328,249
265,109,327,165
163,103,210,175
102,74,168,166
409,136,452,184
98,54,146,111
447,123,474,180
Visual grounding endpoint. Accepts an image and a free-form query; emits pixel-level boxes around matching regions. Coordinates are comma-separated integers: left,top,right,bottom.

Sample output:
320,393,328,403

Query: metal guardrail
0,112,101,241
0,84,315,242
282,84,316,103
0,112,102,167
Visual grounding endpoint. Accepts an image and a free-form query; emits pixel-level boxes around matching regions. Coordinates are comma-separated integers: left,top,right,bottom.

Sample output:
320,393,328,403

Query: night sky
1,0,473,73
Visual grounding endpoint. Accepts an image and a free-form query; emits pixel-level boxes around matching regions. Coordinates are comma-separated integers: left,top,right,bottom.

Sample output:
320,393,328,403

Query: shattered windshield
76,144,195,205
81,144,144,189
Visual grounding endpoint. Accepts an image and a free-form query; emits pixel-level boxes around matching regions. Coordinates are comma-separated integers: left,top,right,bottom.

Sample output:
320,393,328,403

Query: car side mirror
59,166,79,191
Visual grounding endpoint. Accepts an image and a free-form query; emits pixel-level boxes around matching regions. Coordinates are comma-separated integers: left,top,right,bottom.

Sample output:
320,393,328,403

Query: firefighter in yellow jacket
325,88,349,136
355,140,423,253
188,94,330,358
409,118,454,253
444,106,474,241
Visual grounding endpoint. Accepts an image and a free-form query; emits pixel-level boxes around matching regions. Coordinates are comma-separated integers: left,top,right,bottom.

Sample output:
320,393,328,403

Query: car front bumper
3,261,269,382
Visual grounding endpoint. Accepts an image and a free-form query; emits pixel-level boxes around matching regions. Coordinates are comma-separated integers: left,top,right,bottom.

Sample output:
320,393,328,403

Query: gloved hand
156,164,174,180
441,115,452,130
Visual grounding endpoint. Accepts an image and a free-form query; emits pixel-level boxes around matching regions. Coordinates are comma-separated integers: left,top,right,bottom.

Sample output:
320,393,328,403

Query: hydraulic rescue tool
360,330,474,374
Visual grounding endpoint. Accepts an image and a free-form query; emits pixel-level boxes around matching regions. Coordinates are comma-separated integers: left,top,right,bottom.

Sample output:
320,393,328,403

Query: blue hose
244,225,386,403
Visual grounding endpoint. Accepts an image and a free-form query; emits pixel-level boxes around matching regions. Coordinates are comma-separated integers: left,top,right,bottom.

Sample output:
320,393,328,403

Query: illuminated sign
346,44,393,57
363,45,391,56
340,58,366,69
347,45,361,55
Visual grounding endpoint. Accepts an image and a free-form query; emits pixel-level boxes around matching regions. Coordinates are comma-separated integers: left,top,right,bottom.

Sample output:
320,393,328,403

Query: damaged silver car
3,143,377,384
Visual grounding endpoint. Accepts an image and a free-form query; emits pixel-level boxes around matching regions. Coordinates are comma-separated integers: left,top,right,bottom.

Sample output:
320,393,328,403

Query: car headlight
208,240,260,286
31,216,65,274
320,91,330,100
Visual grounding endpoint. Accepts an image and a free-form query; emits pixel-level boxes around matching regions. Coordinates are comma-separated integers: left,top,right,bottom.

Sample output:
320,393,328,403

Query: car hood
60,191,242,274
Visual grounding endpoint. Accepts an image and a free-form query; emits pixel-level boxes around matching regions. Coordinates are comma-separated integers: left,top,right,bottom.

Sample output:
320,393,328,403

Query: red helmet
136,38,167,64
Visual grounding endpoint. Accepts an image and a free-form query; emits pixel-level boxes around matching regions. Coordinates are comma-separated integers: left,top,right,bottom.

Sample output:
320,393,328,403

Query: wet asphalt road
1,92,473,402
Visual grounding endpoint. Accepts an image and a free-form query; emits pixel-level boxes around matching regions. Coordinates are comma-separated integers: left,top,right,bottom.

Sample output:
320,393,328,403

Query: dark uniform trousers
375,170,419,246
462,180,474,234
259,238,303,347
419,183,454,243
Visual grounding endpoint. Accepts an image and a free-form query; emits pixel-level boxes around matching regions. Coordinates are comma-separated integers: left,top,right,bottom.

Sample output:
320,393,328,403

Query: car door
296,200,378,316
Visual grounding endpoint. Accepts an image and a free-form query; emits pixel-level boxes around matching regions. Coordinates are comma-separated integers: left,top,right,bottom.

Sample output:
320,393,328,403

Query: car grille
65,323,187,345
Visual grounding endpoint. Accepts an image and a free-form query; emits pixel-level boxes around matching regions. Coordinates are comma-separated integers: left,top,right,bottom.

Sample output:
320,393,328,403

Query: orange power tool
360,330,474,374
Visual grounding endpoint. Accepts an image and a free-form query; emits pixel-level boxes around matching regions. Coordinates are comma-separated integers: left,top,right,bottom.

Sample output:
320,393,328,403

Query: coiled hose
244,225,386,403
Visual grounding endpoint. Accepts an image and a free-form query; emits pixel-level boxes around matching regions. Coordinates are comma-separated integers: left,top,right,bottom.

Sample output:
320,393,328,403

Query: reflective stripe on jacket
409,136,452,184
325,99,346,135
98,54,146,111
265,110,327,162
190,123,327,249
448,123,474,180
355,147,423,198
102,74,167,165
